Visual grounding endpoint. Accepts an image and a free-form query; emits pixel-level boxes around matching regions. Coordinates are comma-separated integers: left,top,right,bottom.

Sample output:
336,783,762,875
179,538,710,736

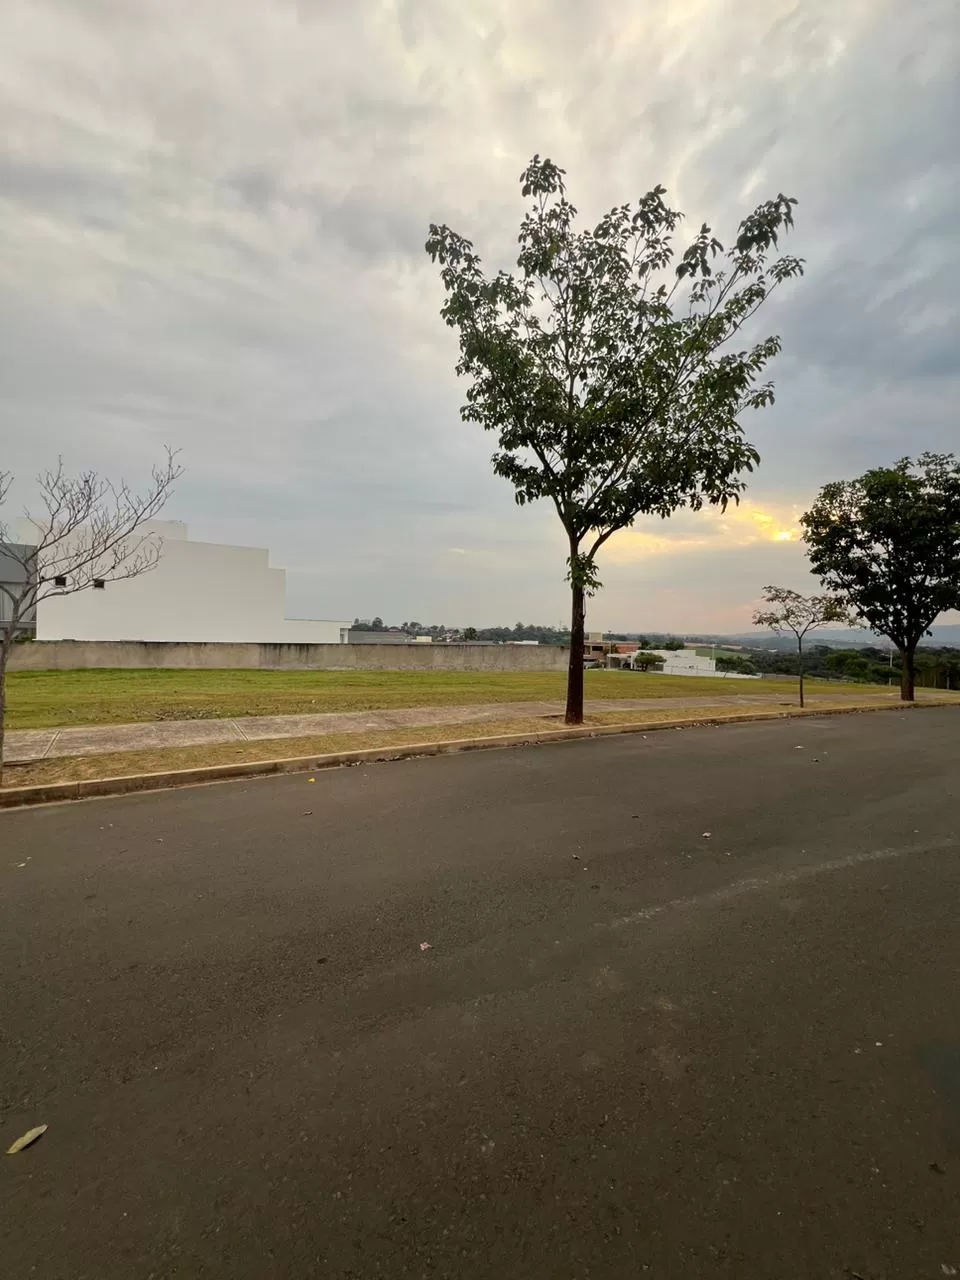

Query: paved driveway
2,709,959,1278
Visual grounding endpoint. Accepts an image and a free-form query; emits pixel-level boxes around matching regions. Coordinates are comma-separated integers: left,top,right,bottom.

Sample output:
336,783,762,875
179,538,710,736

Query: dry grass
5,696,949,790
6,666,888,731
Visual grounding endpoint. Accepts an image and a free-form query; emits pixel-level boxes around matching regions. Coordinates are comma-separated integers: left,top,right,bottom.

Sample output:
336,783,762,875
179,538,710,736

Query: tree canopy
801,453,960,701
426,155,803,722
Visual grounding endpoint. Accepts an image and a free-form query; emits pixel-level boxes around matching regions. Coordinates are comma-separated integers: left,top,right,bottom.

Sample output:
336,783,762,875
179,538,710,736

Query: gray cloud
1,0,958,632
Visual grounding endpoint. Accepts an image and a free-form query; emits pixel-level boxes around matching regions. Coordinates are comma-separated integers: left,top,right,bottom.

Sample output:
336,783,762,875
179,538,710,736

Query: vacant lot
5,667,877,730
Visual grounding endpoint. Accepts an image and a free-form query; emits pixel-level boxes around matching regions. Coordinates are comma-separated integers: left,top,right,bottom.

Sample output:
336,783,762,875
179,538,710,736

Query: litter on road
6,1125,47,1155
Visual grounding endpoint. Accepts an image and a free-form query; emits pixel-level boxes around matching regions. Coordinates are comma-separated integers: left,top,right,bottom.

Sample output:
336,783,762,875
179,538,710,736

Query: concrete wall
16,519,349,645
8,640,571,673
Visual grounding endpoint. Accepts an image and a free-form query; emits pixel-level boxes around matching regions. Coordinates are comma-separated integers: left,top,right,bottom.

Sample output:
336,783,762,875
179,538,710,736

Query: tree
715,652,757,675
825,650,872,682
425,156,803,723
753,586,854,707
0,452,182,784
633,651,665,672
462,626,478,641
801,454,960,702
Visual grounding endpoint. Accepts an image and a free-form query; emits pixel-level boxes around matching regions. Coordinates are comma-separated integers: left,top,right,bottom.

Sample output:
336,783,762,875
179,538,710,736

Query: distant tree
802,453,960,702
915,647,960,691
715,652,757,675
0,451,182,784
661,639,686,651
462,626,478,641
426,156,803,723
753,586,854,707
825,651,872,682
633,651,666,672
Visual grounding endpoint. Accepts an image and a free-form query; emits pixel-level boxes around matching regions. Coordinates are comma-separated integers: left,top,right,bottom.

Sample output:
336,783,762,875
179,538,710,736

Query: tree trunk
565,578,586,725
0,637,9,789
899,645,916,702
797,637,804,709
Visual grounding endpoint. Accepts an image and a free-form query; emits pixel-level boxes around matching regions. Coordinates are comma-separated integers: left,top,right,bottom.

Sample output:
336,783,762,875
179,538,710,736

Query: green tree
753,586,854,708
462,626,478,641
825,651,871,681
426,156,803,723
715,652,757,675
633,651,665,672
801,454,960,702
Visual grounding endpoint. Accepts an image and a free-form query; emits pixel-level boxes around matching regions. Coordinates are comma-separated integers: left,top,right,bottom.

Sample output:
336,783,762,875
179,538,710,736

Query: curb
0,699,954,810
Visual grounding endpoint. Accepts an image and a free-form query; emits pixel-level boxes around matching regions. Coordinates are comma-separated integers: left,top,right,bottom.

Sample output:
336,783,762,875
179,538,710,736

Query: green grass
4,667,879,731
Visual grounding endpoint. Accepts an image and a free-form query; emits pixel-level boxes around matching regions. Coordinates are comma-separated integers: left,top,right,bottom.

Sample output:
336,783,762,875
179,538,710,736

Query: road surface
2,708,959,1278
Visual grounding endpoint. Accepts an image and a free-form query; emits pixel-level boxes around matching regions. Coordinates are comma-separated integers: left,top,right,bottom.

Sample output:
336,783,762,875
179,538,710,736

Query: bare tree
0,451,182,784
752,585,855,708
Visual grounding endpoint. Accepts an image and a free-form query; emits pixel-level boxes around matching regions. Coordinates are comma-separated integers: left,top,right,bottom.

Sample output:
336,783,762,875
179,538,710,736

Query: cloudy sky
2,0,957,633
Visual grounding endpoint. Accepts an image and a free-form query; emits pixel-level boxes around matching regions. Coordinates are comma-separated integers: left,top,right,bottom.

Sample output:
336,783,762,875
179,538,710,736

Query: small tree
825,651,872,682
801,454,960,702
633,651,665,672
753,586,854,707
715,652,758,675
0,452,182,783
426,156,803,723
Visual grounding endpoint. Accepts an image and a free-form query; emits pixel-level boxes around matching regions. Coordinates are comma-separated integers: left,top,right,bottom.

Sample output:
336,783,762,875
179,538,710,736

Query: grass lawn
5,666,887,731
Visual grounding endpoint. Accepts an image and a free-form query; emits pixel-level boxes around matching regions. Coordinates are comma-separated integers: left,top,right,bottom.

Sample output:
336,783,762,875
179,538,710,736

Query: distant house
646,649,759,679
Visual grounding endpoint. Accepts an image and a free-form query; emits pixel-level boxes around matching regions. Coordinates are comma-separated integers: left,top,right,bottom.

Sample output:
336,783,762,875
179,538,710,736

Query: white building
18,520,350,645
646,649,759,679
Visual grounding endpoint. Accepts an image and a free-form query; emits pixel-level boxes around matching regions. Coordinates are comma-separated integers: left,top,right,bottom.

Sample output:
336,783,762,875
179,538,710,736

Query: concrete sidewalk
4,691,897,764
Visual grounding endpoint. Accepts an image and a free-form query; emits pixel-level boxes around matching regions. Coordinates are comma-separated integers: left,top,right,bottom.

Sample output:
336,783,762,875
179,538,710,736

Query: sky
1,0,957,633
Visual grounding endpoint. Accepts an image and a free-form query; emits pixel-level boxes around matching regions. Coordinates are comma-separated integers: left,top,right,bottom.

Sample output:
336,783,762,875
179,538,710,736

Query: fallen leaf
307,777,316,783
419,941,432,952
6,1125,47,1155
302,811,313,816
702,832,712,838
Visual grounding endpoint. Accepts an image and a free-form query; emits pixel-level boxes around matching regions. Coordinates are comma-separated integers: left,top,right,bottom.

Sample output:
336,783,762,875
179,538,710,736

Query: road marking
607,839,957,932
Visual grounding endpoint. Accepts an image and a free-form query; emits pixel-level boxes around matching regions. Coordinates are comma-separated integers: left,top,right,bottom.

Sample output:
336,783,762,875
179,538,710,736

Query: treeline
718,644,960,689
352,618,573,645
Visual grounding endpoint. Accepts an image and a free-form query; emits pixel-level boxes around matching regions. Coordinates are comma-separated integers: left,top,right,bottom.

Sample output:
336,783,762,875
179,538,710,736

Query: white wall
21,520,349,644
645,649,759,679
649,649,718,675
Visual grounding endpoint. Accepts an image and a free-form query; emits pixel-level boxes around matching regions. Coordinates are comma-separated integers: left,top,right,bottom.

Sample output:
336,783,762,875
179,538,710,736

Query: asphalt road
2,709,960,1279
